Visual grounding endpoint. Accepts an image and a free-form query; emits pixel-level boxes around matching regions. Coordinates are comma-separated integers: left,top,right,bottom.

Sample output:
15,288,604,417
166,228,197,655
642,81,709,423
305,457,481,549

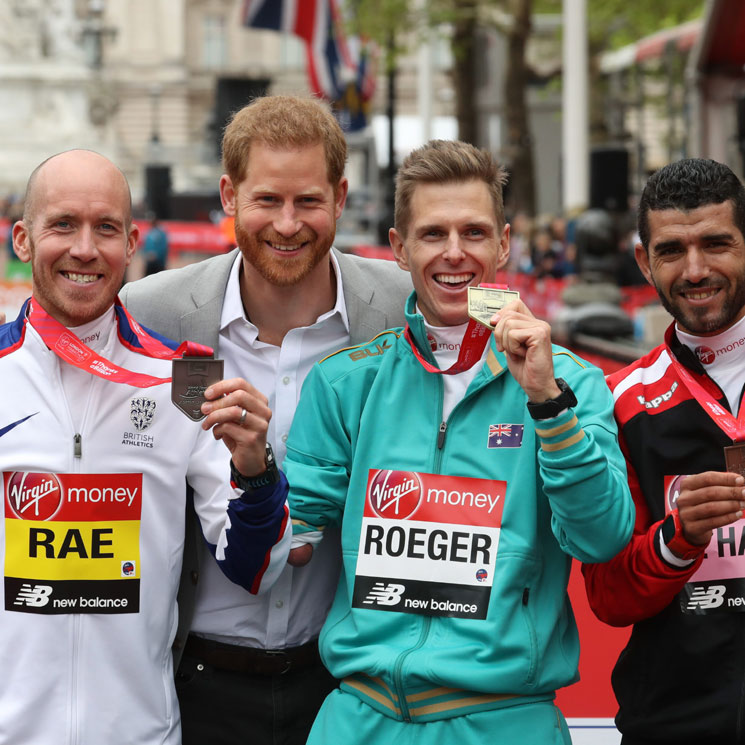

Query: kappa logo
637,381,678,410
14,584,53,608
130,397,156,432
686,584,726,610
349,340,392,362
363,582,405,606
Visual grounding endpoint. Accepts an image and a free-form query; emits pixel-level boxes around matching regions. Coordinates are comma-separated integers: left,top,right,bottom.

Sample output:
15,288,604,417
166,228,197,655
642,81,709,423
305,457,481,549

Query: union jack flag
488,423,524,449
241,0,376,131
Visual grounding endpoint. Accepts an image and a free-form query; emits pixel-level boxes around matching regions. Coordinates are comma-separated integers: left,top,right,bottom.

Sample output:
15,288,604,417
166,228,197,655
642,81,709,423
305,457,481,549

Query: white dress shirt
191,253,350,648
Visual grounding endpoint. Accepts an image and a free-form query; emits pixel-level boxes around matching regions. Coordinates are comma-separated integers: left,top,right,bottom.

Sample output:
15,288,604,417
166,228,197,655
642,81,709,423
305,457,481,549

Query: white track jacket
0,301,290,745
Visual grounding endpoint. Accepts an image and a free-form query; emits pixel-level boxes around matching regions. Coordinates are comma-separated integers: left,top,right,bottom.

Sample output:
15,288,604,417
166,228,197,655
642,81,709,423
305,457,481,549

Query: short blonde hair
222,95,347,188
394,140,508,238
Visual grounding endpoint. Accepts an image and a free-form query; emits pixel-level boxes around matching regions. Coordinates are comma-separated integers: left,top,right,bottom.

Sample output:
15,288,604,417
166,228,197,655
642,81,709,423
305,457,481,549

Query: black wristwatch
231,443,280,491
526,378,577,420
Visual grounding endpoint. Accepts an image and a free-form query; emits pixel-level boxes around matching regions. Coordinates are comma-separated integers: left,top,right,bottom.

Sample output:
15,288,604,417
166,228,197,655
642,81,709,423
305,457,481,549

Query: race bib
4,472,142,614
352,469,505,620
665,474,745,614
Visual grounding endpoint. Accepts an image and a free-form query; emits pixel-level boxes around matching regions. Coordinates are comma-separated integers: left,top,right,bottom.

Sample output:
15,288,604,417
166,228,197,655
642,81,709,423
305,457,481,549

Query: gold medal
467,287,520,329
171,357,224,421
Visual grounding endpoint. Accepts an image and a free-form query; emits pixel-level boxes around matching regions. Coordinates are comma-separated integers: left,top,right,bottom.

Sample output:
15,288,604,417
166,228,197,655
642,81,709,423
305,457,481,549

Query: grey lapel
179,249,238,353
334,249,390,344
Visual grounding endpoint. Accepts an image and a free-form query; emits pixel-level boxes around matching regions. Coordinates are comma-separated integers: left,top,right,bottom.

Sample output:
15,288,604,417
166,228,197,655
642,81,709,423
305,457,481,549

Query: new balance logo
686,584,726,610
14,584,53,608
363,582,405,606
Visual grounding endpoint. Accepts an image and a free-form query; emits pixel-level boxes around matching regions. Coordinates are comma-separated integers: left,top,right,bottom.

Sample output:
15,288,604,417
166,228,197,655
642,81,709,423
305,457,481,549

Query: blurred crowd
505,209,647,287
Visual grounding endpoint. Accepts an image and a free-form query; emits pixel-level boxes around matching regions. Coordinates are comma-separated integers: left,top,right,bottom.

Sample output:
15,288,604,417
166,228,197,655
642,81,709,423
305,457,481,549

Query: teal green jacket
285,295,633,722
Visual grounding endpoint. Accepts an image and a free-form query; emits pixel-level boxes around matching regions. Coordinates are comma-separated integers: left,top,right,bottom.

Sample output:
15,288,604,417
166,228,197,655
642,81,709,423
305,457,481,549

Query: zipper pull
74,433,82,458
437,421,447,449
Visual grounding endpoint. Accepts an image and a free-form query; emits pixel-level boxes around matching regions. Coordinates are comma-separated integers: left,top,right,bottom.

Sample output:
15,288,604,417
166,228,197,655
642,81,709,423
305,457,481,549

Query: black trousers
176,644,338,745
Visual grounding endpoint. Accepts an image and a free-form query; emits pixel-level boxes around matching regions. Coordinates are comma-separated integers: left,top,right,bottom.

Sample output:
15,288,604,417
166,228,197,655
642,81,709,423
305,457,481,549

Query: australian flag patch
488,423,524,449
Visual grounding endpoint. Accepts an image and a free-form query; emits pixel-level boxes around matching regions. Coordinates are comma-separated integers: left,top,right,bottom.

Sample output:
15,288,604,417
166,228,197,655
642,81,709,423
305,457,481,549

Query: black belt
184,634,322,675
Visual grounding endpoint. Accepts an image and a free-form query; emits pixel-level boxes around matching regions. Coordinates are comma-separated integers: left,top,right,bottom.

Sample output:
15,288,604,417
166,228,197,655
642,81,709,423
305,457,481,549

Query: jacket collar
403,292,507,379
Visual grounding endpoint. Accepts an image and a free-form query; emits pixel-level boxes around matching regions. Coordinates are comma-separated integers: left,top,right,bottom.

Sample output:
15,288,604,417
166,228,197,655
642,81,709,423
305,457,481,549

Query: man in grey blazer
120,95,411,745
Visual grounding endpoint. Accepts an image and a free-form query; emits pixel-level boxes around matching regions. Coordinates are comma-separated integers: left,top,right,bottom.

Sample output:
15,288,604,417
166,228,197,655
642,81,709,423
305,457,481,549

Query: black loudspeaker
212,77,270,156
589,146,629,212
144,165,171,220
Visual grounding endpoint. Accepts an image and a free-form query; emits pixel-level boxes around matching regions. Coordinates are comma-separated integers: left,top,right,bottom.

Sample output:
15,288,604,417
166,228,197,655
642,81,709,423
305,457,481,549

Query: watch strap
527,378,577,420
230,443,280,492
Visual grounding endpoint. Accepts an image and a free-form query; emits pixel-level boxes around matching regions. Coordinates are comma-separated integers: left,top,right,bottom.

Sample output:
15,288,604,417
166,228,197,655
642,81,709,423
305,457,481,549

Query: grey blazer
119,247,412,663
119,247,412,351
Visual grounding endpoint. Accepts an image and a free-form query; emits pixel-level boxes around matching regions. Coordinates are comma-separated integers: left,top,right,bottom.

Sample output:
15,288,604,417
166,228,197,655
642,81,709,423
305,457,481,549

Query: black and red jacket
583,323,745,745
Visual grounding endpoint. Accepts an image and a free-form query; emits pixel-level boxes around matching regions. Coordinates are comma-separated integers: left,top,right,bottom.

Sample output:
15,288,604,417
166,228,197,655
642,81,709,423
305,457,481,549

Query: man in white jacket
0,149,290,745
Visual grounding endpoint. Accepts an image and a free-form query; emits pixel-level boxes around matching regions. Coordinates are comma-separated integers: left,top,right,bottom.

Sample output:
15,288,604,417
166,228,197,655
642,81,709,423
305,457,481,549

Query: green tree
347,0,705,216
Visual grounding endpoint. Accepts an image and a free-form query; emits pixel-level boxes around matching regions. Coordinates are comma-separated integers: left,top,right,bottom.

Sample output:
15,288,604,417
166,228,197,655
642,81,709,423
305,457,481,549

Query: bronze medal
171,357,224,421
725,442,745,477
467,287,521,329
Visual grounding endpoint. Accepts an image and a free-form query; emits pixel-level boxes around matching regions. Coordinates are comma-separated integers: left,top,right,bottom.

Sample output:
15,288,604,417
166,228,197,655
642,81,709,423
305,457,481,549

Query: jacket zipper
394,368,493,717
393,616,432,721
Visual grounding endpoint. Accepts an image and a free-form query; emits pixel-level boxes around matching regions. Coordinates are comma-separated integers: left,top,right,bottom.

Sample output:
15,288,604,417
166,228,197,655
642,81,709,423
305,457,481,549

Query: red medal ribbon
405,283,508,376
665,330,745,442
28,297,213,389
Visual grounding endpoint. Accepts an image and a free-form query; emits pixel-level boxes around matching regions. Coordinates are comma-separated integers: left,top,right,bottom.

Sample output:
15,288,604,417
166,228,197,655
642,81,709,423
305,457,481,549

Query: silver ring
239,408,247,425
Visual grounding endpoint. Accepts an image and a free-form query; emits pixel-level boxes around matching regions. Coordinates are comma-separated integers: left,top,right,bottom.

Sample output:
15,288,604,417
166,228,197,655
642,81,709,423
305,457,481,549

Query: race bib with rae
352,469,505,620
4,472,142,614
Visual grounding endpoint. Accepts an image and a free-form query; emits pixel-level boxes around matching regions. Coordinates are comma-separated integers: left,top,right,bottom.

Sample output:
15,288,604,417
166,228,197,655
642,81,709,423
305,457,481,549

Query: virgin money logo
368,470,422,520
6,472,63,520
695,345,715,365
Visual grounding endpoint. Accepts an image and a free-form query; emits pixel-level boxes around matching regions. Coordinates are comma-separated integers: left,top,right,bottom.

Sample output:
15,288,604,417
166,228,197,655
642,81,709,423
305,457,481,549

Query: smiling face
389,180,509,327
220,141,347,287
635,201,745,336
12,151,138,327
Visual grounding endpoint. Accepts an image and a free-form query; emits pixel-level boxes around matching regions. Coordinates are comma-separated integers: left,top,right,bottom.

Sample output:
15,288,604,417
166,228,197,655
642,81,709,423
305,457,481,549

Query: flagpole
417,0,433,142
378,31,397,244
562,0,589,214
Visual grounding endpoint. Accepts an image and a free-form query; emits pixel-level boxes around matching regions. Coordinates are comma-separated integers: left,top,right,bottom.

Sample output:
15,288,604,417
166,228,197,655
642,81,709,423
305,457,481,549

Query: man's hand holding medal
468,286,561,404
199,377,272,479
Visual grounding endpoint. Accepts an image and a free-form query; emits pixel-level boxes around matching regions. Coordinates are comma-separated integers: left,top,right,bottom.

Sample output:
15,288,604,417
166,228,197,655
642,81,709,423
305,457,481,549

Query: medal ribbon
665,332,745,442
405,283,509,375
28,297,213,389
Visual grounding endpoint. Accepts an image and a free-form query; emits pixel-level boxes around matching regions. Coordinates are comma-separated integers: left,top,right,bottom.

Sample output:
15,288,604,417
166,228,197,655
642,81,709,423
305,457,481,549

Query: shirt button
282,434,288,443
276,600,284,608
282,376,291,385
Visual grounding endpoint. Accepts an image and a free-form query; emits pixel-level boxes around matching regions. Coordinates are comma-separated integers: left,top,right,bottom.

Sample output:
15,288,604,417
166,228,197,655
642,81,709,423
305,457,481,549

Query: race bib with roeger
4,472,142,614
352,469,505,620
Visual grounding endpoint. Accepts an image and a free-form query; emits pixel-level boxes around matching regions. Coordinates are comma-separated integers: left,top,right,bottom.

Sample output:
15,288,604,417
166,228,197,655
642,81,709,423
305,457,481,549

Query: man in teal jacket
240,140,634,744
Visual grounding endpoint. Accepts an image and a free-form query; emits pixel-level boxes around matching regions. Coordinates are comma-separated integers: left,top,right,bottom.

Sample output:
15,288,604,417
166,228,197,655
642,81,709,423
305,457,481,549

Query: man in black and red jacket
584,158,745,745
